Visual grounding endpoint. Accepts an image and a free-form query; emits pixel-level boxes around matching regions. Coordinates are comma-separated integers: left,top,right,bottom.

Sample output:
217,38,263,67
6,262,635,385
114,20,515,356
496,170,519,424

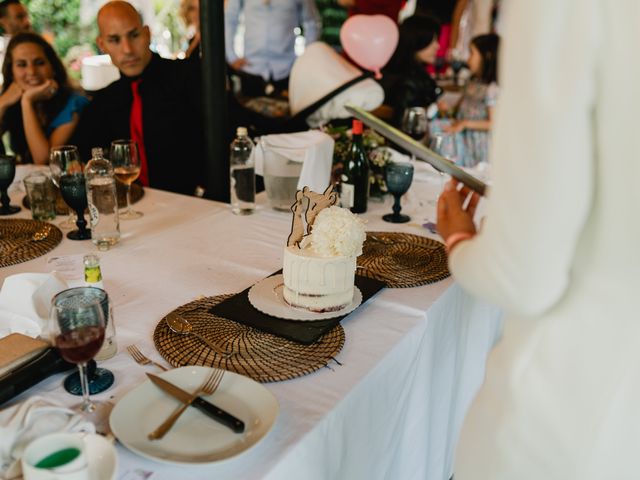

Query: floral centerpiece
323,124,392,199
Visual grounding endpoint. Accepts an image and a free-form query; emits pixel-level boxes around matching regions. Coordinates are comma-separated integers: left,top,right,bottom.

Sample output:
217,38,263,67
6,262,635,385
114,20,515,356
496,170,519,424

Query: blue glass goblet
0,155,21,215
59,173,91,240
383,162,414,224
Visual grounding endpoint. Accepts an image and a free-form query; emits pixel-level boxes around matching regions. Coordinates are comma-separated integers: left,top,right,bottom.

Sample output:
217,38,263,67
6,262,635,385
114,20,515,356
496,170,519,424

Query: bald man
72,1,205,196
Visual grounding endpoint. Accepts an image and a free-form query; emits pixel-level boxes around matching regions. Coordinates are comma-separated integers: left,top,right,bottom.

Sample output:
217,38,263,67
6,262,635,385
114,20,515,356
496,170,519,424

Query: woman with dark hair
442,33,499,166
0,32,88,164
379,15,442,127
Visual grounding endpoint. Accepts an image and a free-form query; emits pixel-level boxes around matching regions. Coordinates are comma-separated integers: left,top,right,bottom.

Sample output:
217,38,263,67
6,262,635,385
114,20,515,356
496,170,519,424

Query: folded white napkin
0,396,96,479
0,273,68,340
253,131,334,194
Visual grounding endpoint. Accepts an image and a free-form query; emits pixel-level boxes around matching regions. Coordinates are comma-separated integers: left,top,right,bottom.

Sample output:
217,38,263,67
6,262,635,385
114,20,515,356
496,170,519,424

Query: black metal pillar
200,0,229,202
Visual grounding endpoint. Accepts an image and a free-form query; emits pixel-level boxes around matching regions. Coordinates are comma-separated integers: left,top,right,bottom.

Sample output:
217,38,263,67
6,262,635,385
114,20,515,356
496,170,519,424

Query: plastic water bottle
230,127,256,215
85,147,120,250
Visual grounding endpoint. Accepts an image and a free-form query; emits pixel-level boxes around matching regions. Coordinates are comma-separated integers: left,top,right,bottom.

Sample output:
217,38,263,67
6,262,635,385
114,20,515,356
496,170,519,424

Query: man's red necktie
130,79,150,186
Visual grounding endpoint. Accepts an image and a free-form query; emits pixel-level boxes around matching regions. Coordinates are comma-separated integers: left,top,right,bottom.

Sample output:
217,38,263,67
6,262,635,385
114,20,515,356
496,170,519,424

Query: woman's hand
437,179,479,241
0,82,23,109
443,120,466,134
21,79,58,104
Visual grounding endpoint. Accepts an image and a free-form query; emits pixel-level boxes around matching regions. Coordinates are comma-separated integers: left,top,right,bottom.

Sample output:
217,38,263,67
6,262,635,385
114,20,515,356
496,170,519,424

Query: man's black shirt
72,54,204,196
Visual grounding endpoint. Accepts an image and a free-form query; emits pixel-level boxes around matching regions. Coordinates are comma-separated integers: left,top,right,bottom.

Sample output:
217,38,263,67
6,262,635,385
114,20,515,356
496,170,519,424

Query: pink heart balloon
340,14,399,79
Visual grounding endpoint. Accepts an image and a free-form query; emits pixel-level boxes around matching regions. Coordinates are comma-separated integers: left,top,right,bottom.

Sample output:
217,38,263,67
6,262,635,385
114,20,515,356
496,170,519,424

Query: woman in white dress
437,1,640,478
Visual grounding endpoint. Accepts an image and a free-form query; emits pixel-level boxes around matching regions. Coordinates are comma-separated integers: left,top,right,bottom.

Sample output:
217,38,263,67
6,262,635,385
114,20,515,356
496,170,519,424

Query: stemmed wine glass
58,164,91,240
401,107,428,161
50,287,115,425
110,139,143,220
382,162,414,223
428,134,457,205
0,155,21,215
50,146,82,228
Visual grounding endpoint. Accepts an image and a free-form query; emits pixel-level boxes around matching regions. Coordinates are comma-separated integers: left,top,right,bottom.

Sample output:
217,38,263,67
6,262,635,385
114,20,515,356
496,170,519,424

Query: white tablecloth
2,163,502,480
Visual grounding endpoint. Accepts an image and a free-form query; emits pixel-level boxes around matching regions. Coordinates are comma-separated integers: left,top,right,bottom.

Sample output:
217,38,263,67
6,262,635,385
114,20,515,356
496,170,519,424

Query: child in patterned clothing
444,33,499,167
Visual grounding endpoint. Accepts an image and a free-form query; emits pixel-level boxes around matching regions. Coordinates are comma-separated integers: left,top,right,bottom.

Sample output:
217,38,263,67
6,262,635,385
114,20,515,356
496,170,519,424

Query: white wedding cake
283,205,366,312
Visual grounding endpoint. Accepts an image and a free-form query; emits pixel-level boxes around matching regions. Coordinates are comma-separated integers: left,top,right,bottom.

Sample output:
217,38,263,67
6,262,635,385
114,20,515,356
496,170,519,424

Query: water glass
24,172,56,221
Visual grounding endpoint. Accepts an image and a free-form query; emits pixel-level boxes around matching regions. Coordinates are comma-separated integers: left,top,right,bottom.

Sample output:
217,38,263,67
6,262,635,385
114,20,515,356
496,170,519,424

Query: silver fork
127,344,168,371
148,368,225,440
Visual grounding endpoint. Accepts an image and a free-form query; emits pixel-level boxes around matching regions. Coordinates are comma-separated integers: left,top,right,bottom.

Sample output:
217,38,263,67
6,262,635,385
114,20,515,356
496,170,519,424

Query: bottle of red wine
340,119,369,213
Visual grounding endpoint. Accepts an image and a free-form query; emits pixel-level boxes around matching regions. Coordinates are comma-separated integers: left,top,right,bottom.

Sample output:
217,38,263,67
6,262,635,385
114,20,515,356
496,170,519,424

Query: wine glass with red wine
50,287,114,426
401,107,429,161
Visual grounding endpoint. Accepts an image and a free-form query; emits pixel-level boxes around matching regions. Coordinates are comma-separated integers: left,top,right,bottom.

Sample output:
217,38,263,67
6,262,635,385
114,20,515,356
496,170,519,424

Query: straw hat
289,42,384,127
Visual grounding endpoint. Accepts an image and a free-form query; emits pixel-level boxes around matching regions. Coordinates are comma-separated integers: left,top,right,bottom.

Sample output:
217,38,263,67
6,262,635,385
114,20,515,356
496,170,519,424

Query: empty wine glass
110,139,143,220
401,107,428,161
428,134,457,205
430,132,459,164
383,162,414,223
50,146,82,228
51,287,114,425
0,155,21,215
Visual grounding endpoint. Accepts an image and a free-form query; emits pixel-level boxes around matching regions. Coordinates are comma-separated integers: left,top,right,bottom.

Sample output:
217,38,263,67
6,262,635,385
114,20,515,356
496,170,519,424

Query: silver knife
146,373,245,434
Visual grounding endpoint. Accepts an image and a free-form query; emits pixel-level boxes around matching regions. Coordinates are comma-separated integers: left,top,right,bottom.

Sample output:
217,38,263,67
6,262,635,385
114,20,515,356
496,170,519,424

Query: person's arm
449,0,469,57
224,0,242,65
438,0,600,316
20,80,80,165
0,83,24,131
445,106,493,133
299,0,322,43
185,31,200,58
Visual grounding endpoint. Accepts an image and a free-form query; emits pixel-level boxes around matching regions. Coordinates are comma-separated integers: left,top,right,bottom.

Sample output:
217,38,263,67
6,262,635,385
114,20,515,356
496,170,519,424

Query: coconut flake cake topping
309,206,366,257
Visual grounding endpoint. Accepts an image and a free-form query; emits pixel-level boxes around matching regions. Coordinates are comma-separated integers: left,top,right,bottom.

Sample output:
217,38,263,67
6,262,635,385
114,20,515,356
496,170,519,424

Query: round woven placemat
357,231,450,288
0,219,63,268
153,295,345,383
22,182,144,214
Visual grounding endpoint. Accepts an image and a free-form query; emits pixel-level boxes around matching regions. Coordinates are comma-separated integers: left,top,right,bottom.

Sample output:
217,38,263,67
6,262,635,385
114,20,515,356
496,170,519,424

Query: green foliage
21,0,185,63
23,0,97,59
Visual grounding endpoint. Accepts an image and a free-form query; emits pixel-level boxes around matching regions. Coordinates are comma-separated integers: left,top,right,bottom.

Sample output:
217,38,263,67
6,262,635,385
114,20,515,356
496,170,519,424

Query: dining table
1,160,502,480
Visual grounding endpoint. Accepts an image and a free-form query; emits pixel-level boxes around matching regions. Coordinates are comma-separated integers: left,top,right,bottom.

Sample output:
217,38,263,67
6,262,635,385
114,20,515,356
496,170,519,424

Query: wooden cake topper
287,185,338,247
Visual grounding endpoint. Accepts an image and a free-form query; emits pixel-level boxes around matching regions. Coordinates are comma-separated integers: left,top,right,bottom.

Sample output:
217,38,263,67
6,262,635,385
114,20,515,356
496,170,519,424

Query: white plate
109,366,279,465
85,434,118,480
248,274,362,321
